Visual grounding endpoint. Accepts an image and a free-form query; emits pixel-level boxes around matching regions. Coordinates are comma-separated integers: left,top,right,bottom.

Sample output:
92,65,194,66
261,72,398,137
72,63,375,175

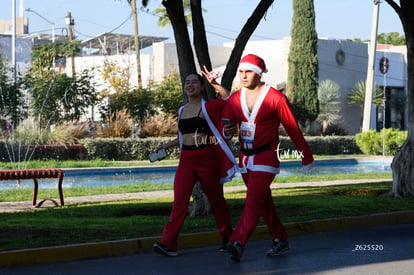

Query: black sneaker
227,240,243,262
153,243,178,257
219,238,229,252
266,238,289,256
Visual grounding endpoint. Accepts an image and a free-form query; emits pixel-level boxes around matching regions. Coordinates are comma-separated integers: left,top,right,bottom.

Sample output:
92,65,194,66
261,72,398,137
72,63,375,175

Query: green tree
286,0,319,126
0,55,28,126
351,32,405,45
30,41,80,69
152,71,183,115
105,71,184,121
25,69,98,128
348,80,383,131
377,32,406,45
28,41,97,128
316,80,342,135
102,87,154,121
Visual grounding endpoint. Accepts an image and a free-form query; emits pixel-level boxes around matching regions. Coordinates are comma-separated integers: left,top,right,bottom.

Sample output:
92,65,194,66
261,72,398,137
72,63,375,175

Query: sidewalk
0,178,391,213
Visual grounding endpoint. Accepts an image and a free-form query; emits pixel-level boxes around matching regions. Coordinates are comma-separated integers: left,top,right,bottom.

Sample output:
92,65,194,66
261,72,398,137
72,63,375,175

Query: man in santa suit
222,54,314,262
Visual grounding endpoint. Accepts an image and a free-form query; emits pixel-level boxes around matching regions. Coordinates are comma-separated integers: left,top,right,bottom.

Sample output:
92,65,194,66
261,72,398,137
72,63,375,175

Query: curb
1,210,414,267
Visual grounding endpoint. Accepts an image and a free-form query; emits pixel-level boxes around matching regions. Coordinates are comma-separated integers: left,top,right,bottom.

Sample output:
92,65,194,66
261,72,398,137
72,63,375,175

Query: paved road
2,222,413,275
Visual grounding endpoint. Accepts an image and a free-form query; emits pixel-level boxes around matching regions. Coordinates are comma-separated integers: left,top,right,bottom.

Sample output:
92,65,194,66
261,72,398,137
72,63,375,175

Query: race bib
240,121,256,145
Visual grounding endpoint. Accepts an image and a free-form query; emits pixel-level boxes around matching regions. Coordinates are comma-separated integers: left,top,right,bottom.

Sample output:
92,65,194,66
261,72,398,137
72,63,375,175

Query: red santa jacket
222,84,314,174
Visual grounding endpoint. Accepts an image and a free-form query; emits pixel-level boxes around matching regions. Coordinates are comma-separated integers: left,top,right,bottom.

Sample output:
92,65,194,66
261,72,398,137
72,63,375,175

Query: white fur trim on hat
238,62,265,76
238,54,268,76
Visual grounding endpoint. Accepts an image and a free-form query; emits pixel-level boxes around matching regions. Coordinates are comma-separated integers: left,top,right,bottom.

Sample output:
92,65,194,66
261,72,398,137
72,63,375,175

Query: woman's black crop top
178,108,210,134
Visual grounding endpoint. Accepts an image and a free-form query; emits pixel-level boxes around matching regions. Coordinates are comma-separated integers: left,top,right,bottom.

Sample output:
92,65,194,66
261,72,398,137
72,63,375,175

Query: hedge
0,136,363,162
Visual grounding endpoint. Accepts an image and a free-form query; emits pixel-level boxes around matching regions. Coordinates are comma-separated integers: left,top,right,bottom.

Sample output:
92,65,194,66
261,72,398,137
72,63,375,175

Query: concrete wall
66,52,152,89
317,39,369,134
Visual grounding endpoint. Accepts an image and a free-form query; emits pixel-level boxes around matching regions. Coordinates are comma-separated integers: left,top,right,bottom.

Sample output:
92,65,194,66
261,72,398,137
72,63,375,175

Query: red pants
229,170,288,247
160,145,233,251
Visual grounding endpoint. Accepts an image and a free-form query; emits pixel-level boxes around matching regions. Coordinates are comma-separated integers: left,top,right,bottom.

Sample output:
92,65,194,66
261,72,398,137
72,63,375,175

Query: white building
65,37,407,135
1,33,407,135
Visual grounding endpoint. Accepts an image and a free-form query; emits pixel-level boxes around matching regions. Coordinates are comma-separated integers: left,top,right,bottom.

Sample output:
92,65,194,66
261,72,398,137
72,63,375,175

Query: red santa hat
238,54,268,76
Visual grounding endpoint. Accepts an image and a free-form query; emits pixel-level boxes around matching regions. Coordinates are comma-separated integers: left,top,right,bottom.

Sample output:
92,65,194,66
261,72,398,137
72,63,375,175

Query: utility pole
131,0,142,89
12,0,16,82
362,0,380,132
65,11,75,77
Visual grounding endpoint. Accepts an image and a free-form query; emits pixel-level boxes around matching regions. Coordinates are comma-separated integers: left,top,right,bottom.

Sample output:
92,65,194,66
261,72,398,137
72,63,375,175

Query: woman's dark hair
194,73,204,84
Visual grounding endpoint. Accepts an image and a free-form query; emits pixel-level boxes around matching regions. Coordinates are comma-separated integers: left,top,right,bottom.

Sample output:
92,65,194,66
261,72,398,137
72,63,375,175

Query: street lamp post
65,12,75,77
12,0,16,81
362,0,380,132
25,8,55,43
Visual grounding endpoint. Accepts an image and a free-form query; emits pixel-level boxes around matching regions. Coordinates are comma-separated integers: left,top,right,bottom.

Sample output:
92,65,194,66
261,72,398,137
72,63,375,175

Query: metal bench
0,168,65,208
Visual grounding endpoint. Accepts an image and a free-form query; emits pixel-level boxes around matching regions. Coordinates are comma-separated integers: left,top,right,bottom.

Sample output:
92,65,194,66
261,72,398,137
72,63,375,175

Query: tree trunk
390,127,414,197
188,182,211,217
385,0,414,197
162,0,197,86
190,0,216,100
220,0,275,91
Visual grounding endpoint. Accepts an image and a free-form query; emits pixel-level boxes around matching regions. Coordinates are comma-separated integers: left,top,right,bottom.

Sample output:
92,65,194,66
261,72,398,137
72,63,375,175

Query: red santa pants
160,145,233,251
229,170,288,247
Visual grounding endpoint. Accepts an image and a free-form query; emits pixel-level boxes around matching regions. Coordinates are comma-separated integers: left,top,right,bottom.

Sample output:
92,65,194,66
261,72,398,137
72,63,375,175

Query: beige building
0,16,28,35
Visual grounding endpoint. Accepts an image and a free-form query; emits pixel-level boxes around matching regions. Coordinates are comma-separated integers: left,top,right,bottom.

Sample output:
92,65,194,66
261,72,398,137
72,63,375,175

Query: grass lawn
1,157,410,252
2,177,414,252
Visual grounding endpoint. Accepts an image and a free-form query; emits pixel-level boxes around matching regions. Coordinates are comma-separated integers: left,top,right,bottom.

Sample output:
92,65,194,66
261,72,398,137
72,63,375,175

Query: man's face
238,69,261,89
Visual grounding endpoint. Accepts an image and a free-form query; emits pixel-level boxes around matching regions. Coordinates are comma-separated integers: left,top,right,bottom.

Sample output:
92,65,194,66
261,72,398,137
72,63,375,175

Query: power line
72,12,133,39
106,12,133,34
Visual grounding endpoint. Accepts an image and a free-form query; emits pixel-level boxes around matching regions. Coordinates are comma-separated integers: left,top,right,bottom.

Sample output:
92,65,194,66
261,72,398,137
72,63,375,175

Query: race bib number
240,122,256,144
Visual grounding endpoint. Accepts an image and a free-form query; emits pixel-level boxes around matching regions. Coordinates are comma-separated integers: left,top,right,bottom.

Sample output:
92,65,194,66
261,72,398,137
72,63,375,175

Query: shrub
62,120,96,139
282,136,361,155
139,113,177,138
356,129,407,155
4,119,75,146
81,137,180,161
0,119,78,162
97,109,134,138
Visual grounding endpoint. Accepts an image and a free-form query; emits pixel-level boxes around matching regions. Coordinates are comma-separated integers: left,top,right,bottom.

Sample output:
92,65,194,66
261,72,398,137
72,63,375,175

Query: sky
0,0,404,47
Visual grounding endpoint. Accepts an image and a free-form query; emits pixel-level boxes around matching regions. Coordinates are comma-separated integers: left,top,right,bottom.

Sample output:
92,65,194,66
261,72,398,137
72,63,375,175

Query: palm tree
348,80,383,130
317,80,342,135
